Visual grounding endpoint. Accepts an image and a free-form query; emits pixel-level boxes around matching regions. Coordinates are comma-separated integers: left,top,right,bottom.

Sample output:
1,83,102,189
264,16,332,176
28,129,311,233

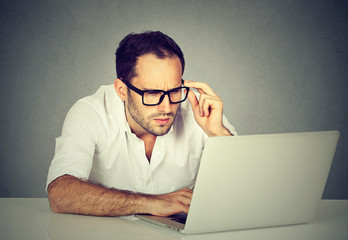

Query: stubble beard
126,93,177,136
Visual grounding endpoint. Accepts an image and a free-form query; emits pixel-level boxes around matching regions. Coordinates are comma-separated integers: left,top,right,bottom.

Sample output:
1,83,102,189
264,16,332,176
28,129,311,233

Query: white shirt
46,85,237,194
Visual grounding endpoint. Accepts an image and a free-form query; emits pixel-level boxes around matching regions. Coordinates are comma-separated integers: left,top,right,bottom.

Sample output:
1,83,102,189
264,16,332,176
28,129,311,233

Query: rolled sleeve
46,136,95,190
223,115,238,136
46,99,102,191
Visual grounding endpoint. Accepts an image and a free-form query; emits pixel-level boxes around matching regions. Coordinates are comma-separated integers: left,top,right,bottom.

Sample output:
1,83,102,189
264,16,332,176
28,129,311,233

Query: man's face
125,54,183,137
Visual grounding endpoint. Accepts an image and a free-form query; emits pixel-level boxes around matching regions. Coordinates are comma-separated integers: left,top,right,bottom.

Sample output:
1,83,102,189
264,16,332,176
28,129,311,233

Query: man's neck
124,106,157,162
140,134,157,162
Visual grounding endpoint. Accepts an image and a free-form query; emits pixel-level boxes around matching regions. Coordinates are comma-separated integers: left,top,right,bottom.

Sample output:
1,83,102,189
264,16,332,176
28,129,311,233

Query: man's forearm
48,175,192,217
48,175,152,216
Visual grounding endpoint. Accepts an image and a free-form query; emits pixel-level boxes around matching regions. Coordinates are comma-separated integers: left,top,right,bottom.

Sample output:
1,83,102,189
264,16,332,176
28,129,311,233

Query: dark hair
115,31,185,83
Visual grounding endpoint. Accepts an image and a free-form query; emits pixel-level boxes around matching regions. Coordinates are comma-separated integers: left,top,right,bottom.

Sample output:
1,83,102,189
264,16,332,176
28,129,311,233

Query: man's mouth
154,118,170,125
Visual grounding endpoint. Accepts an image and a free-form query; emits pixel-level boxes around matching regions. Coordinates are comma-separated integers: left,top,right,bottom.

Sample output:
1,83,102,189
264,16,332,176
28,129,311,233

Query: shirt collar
120,102,132,134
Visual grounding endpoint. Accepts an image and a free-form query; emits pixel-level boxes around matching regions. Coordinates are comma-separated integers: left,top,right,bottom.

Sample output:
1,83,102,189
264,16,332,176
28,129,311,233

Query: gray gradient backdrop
1,0,347,198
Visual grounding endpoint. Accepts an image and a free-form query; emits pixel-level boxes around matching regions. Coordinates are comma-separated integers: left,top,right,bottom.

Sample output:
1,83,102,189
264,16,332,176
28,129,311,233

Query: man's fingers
184,80,217,96
185,80,222,117
199,93,223,117
173,188,192,213
172,188,193,201
187,88,202,117
183,79,230,137
180,187,193,194
181,204,190,214
177,188,193,204
187,89,214,118
152,188,193,216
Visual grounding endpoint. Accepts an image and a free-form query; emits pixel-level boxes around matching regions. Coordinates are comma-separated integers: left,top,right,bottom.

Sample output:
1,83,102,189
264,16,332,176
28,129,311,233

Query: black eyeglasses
123,79,189,106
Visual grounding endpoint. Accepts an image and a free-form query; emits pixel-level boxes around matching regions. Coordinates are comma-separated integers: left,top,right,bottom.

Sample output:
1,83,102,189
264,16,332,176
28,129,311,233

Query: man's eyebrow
142,84,182,91
142,88,162,91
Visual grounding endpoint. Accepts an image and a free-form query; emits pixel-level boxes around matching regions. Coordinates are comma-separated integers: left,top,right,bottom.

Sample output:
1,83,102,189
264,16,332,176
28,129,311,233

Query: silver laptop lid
184,131,339,234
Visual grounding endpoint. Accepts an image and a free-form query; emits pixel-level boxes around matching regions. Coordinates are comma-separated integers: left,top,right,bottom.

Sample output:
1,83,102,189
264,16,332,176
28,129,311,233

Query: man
46,31,237,217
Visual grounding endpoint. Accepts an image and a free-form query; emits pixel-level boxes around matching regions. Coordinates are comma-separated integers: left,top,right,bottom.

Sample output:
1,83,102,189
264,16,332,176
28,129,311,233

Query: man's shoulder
78,84,116,103
67,84,124,125
72,85,121,111
62,84,125,136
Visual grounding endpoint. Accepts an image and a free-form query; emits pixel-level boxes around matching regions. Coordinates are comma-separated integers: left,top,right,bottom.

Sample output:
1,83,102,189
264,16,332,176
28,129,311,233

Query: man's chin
152,126,171,136
147,122,173,136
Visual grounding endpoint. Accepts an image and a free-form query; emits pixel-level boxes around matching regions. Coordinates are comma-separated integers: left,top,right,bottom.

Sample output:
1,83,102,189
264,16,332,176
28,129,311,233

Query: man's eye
171,88,181,94
146,90,162,96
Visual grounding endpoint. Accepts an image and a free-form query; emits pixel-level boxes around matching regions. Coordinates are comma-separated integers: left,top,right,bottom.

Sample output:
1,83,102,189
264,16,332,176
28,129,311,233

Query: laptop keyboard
169,213,187,224
171,216,187,224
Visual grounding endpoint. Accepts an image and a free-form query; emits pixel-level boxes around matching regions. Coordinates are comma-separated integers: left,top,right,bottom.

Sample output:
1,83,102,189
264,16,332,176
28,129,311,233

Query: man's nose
157,94,171,112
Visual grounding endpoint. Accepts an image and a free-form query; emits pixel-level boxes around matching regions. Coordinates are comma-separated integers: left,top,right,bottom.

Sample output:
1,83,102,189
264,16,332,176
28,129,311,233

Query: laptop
136,131,340,234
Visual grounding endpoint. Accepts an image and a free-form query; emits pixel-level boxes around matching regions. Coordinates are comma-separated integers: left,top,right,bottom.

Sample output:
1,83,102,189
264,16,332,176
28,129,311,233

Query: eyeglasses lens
143,87,187,105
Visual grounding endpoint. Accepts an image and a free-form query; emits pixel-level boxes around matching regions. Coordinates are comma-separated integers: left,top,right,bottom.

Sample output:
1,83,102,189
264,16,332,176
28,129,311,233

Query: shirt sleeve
46,99,102,191
223,115,238,136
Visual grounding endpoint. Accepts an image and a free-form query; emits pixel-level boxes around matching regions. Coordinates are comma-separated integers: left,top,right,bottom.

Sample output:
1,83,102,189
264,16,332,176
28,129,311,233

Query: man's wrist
134,193,157,215
209,126,233,137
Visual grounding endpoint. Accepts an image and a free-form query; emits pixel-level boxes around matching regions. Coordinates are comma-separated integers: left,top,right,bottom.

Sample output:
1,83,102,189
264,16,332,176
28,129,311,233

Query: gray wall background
1,0,347,198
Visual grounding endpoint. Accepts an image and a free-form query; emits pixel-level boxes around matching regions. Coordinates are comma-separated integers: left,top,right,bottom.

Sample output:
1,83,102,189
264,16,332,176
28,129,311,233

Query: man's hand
148,188,193,216
184,80,232,137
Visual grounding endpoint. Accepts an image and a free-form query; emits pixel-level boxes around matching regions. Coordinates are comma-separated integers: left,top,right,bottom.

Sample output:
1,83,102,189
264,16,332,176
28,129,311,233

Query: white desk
0,198,347,240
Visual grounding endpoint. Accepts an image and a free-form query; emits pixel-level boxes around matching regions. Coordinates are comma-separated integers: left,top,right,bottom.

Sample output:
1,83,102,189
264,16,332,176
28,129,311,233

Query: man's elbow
47,193,59,213
48,199,60,213
47,183,61,213
47,176,69,213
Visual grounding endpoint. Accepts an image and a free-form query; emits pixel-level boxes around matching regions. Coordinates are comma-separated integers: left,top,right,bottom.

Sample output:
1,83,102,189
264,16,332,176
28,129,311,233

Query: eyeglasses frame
122,79,190,106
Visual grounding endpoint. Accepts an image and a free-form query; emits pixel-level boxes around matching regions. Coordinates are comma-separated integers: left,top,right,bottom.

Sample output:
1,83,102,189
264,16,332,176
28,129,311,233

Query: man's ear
114,78,127,101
